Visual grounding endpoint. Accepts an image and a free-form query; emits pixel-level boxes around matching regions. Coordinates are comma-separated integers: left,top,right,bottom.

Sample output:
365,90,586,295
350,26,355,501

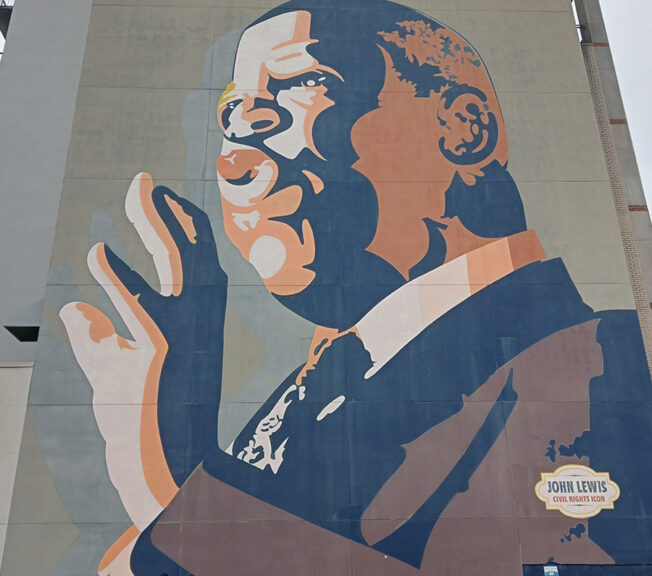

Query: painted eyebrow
268,65,344,83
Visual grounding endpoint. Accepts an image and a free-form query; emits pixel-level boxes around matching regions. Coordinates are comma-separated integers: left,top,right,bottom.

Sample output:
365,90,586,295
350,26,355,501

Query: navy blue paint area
130,515,190,576
408,218,448,280
561,523,586,542
538,310,652,566
105,187,228,486
438,86,499,166
199,259,602,567
444,160,527,238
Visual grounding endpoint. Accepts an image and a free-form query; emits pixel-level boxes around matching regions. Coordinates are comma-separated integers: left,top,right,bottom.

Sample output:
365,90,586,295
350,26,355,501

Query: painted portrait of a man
25,1,652,575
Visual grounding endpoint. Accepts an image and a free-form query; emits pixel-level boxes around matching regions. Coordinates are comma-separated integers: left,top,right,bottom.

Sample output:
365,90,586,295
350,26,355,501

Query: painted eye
303,76,327,88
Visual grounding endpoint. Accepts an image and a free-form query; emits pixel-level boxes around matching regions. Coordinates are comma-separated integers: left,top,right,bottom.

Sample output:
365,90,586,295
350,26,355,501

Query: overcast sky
0,3,649,208
599,0,652,213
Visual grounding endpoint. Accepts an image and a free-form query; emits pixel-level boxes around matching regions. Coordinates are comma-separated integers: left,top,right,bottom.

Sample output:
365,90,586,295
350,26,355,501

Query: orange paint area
165,196,197,244
351,22,510,278
302,169,324,194
466,230,545,294
98,525,140,572
77,302,115,343
217,149,271,185
96,243,178,507
378,20,508,168
352,47,452,278
77,301,137,351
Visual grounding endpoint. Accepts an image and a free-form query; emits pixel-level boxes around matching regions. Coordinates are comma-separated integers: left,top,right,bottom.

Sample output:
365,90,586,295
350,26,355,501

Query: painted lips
217,145,278,208
217,148,272,184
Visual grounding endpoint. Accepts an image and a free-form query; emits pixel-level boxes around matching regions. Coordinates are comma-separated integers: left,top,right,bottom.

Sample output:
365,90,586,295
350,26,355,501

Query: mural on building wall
52,1,652,575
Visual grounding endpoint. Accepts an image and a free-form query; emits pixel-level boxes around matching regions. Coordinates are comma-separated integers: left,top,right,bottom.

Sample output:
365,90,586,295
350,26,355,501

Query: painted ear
436,85,500,167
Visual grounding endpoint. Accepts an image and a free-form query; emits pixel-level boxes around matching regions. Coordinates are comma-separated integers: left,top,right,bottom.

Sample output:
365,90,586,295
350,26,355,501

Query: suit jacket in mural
130,258,652,576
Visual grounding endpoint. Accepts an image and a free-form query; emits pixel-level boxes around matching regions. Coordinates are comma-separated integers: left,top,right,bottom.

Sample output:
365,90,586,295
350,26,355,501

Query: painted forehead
232,11,318,90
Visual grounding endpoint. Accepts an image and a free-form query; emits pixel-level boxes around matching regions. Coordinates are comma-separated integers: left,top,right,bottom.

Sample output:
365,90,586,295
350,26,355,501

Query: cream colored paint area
0,366,32,570
357,256,472,379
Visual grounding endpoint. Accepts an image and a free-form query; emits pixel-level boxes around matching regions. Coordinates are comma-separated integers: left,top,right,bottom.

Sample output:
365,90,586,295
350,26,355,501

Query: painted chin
246,219,317,296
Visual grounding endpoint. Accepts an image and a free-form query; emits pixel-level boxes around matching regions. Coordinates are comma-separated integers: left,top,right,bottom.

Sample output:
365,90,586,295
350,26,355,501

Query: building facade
1,1,652,574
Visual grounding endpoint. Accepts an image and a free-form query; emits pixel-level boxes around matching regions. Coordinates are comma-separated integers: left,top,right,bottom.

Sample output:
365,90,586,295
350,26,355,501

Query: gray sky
600,0,652,210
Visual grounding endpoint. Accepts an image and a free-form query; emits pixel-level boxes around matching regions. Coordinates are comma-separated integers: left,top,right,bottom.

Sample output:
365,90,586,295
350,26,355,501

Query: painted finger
87,244,178,508
59,301,106,362
151,186,226,289
59,301,145,406
60,301,134,349
87,242,160,348
125,172,182,297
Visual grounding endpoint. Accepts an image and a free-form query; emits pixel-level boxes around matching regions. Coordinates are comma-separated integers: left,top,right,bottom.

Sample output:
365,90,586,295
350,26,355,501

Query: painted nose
243,108,280,133
220,95,281,138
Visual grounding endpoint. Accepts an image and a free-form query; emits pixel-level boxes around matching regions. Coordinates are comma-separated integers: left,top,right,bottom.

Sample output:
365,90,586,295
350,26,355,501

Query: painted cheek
352,98,446,183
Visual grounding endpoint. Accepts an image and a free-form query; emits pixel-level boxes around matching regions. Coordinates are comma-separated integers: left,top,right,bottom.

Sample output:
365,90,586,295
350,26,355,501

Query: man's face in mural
216,11,348,296
217,8,509,326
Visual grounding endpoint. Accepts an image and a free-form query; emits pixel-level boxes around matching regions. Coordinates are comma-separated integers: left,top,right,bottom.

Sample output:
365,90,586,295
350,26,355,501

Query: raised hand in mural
60,173,227,531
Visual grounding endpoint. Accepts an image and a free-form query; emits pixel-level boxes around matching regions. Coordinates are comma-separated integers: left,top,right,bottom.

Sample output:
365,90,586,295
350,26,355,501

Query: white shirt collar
355,231,545,379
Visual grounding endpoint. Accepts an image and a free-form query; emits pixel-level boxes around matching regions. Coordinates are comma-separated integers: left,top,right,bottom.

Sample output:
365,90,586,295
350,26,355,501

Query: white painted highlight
316,395,346,422
248,235,287,279
221,102,255,140
233,12,315,93
233,210,261,231
226,11,323,159
98,531,137,576
264,88,312,160
357,255,471,379
236,384,297,473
